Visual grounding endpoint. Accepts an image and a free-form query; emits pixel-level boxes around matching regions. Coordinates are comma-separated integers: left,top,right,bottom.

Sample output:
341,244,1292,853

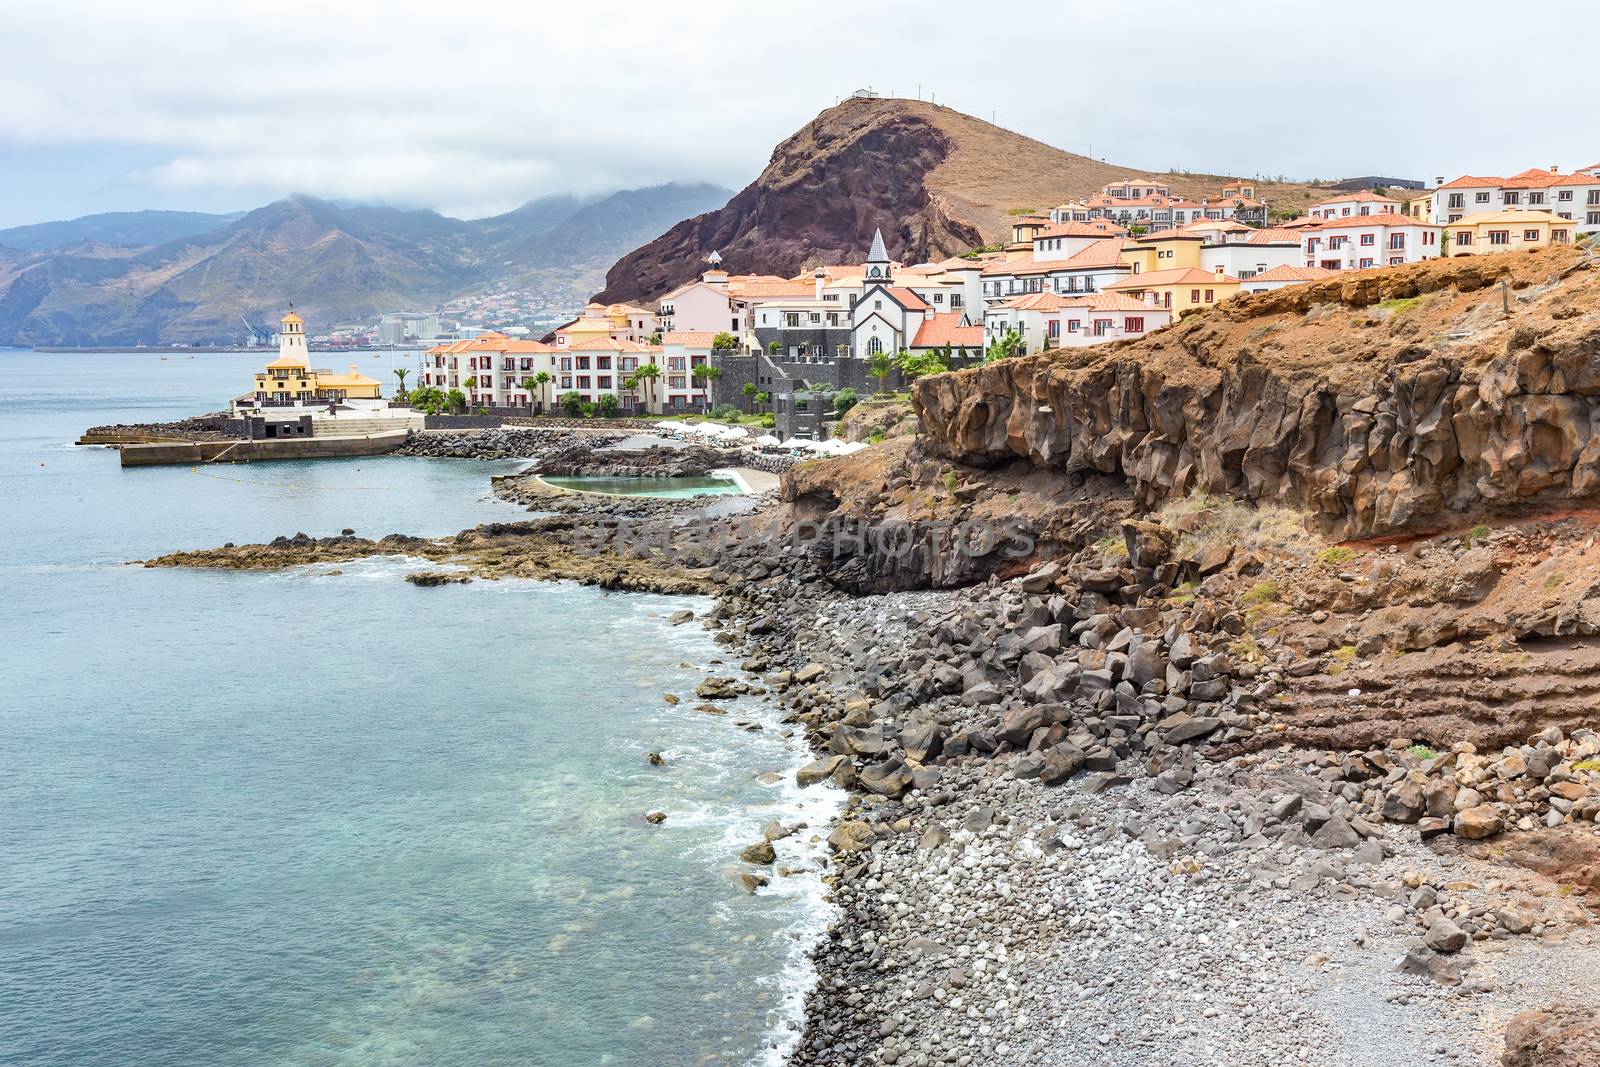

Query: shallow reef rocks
915,251,1600,539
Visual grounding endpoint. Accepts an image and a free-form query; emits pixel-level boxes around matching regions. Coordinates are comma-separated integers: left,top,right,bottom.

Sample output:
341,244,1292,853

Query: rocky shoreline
699,521,1600,1066
138,417,1600,1065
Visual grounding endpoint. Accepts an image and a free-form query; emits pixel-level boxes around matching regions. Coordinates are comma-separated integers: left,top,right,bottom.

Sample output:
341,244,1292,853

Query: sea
0,349,841,1067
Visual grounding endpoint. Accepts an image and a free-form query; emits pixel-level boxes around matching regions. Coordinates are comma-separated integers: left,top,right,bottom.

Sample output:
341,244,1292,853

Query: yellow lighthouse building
247,311,382,408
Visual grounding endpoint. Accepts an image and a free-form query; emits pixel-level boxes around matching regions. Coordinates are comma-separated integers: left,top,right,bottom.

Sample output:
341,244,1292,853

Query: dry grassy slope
908,100,1329,237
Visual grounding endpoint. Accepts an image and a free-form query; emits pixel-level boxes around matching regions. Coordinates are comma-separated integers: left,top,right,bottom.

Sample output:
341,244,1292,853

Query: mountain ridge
0,183,731,345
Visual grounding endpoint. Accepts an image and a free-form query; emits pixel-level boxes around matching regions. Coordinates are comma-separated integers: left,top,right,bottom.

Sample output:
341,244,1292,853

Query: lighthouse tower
275,310,309,367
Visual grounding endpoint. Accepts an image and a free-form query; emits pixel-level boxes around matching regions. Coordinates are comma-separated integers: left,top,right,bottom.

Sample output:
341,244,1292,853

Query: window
1524,229,1540,242
1360,233,1375,246
1528,192,1544,205
1093,319,1112,336
1067,319,1081,332
598,376,612,389
1448,194,1464,209
1204,289,1214,302
1126,317,1144,333
1455,231,1471,245
1190,289,1200,303
1424,231,1436,244
1048,320,1060,338
1559,190,1574,202
597,357,611,370
1389,257,1402,266
1389,234,1405,249
1475,192,1491,203
866,336,883,355
1488,230,1510,245
577,356,591,369
577,376,590,389
785,313,800,328
1358,258,1374,269
1503,191,1520,205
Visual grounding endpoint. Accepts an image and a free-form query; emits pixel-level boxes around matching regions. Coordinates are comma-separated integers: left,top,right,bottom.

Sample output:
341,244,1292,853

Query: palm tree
742,381,758,413
634,362,662,413
868,350,893,395
520,375,537,411
393,367,409,399
533,370,553,414
691,363,723,414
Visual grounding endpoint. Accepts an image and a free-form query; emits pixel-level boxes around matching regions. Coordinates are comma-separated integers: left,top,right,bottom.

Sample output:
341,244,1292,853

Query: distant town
221,162,1600,441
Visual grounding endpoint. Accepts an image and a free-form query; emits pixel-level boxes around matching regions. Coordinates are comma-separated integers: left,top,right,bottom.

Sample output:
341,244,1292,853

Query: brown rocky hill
915,246,1600,541
594,97,1330,303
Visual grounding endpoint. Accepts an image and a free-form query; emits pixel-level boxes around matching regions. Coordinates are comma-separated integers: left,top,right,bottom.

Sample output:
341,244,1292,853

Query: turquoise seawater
541,474,744,498
0,351,839,1066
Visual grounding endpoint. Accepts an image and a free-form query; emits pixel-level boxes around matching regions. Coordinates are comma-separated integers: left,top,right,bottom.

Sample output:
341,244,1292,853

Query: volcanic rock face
596,99,978,303
915,249,1600,540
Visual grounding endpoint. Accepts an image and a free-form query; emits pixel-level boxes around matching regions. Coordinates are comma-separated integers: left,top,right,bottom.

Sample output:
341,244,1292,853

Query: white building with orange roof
1431,166,1600,235
980,237,1133,305
1196,226,1305,280
655,267,742,337
1308,190,1403,220
1240,265,1339,294
419,332,560,411
983,292,1171,353
1033,220,1129,261
1102,177,1171,200
1301,212,1442,270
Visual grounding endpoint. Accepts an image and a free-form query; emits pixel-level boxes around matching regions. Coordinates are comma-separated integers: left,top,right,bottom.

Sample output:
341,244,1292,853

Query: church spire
865,226,891,283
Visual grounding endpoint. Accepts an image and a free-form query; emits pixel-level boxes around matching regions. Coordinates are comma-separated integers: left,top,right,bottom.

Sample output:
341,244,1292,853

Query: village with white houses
237,162,1600,440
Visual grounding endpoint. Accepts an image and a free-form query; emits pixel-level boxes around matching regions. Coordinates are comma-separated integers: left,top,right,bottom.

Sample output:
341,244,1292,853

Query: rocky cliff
594,98,1332,304
915,247,1600,540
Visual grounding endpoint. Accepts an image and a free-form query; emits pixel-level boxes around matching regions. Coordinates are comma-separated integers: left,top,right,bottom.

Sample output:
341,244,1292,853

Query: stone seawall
119,431,408,467
914,249,1600,540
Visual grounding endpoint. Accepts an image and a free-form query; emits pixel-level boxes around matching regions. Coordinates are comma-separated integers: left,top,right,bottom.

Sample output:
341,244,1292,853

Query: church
848,228,937,359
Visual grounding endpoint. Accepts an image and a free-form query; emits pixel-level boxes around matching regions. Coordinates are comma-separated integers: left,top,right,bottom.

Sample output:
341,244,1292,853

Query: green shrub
1467,524,1492,543
833,387,860,417
1407,744,1441,760
559,391,584,417
1240,580,1280,606
597,394,620,417
758,414,775,428
1316,546,1355,566
580,401,596,418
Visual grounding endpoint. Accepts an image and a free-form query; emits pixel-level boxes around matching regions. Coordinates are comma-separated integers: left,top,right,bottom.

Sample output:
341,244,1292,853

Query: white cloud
1,0,1596,222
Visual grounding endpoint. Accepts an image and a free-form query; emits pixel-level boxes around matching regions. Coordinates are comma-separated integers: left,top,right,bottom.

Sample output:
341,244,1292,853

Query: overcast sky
1,0,1595,230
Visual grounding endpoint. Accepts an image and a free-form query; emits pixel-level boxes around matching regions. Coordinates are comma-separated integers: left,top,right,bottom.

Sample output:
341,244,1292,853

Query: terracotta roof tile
1309,212,1438,229
911,312,982,348
1248,265,1339,283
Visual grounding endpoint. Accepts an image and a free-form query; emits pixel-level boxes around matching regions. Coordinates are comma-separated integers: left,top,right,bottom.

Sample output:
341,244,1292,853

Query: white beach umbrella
720,426,750,440
754,434,781,446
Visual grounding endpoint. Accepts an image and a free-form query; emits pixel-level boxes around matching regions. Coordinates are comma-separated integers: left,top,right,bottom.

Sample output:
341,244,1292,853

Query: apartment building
1431,167,1600,236
1301,213,1442,270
